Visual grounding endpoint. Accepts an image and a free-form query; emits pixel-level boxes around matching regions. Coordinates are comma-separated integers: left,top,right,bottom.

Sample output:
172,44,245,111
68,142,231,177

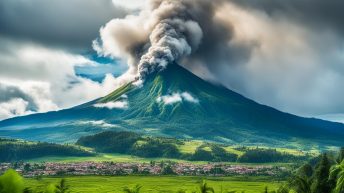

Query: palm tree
23,187,33,193
276,184,290,193
55,179,70,193
199,180,215,193
330,160,344,193
289,175,311,193
123,184,142,193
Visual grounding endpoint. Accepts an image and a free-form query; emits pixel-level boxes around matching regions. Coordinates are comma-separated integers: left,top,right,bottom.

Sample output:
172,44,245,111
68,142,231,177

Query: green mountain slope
0,63,343,149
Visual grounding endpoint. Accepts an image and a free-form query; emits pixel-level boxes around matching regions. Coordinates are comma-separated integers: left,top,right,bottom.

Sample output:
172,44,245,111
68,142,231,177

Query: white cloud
157,93,182,105
93,101,128,109
77,120,117,128
0,38,134,120
111,0,147,9
157,92,199,105
181,92,199,103
0,98,34,120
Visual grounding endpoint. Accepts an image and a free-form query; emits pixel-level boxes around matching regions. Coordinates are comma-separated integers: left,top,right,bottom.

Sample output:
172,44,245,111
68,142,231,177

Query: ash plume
138,17,202,79
94,0,246,81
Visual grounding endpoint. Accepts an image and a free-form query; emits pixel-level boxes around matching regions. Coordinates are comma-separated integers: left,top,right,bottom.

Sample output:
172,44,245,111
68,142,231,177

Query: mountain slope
0,63,343,149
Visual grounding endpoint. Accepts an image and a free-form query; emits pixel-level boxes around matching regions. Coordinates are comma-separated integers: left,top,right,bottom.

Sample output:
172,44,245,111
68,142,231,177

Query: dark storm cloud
0,0,128,51
0,83,38,111
229,0,344,35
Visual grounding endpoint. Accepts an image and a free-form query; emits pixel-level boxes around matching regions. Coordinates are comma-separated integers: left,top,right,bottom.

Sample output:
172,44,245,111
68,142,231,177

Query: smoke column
94,0,240,81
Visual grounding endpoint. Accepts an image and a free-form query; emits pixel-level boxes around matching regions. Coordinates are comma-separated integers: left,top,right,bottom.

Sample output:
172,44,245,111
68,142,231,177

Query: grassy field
27,153,208,164
25,176,282,193
26,153,295,167
178,141,203,154
177,140,314,157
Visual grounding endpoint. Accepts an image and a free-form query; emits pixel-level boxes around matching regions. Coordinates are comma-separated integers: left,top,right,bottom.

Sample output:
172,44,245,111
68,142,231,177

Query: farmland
24,176,281,193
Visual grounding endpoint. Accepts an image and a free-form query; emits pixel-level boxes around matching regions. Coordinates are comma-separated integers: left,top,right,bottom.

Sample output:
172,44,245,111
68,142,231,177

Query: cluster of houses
0,162,287,177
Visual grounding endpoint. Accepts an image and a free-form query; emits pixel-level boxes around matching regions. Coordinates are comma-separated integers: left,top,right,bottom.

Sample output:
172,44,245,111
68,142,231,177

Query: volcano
0,63,343,149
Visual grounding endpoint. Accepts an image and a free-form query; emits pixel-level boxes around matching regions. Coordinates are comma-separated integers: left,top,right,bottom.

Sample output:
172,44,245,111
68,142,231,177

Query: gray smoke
94,0,250,81
138,18,202,79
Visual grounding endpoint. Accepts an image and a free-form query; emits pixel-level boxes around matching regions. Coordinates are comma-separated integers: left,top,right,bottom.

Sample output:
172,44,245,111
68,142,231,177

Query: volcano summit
0,63,343,149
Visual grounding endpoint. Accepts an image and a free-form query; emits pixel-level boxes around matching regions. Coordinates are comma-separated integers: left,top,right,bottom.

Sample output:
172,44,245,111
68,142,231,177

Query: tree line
76,131,309,163
0,140,94,162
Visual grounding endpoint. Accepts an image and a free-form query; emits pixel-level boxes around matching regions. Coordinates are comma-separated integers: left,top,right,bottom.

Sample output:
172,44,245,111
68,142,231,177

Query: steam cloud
94,0,244,81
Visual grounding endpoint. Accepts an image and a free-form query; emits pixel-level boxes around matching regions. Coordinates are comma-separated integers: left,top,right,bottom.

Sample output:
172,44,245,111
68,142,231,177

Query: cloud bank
93,101,129,109
0,0,128,51
0,0,133,120
157,92,199,105
0,38,133,120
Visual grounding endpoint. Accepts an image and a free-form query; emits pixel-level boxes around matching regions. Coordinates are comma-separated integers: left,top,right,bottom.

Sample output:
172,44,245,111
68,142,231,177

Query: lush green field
27,153,206,164
26,153,295,167
25,176,282,193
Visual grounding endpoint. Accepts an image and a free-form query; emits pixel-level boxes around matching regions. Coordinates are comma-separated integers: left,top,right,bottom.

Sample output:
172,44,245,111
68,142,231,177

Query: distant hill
0,63,344,150
0,138,94,162
76,131,309,163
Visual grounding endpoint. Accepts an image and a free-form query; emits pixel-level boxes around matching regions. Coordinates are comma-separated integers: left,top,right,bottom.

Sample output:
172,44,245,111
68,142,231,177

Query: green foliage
55,179,70,193
238,148,307,163
297,163,313,178
0,172,71,193
0,140,93,162
277,148,344,193
44,184,57,193
198,180,215,193
276,185,290,193
76,131,308,163
210,145,237,162
131,138,181,158
76,131,140,154
23,187,33,193
290,175,312,193
0,169,24,193
191,148,214,162
330,160,344,193
97,82,133,103
311,154,331,193
338,147,344,163
122,184,142,193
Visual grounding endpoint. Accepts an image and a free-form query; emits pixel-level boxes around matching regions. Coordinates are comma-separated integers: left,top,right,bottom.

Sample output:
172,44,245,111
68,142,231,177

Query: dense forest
0,139,94,162
76,131,308,163
237,148,307,163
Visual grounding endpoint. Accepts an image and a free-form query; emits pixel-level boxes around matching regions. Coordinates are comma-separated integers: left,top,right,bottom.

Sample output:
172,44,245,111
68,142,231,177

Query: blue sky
75,54,127,82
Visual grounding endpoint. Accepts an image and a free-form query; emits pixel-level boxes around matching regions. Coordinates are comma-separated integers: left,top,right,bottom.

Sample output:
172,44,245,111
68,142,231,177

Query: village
0,161,288,177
